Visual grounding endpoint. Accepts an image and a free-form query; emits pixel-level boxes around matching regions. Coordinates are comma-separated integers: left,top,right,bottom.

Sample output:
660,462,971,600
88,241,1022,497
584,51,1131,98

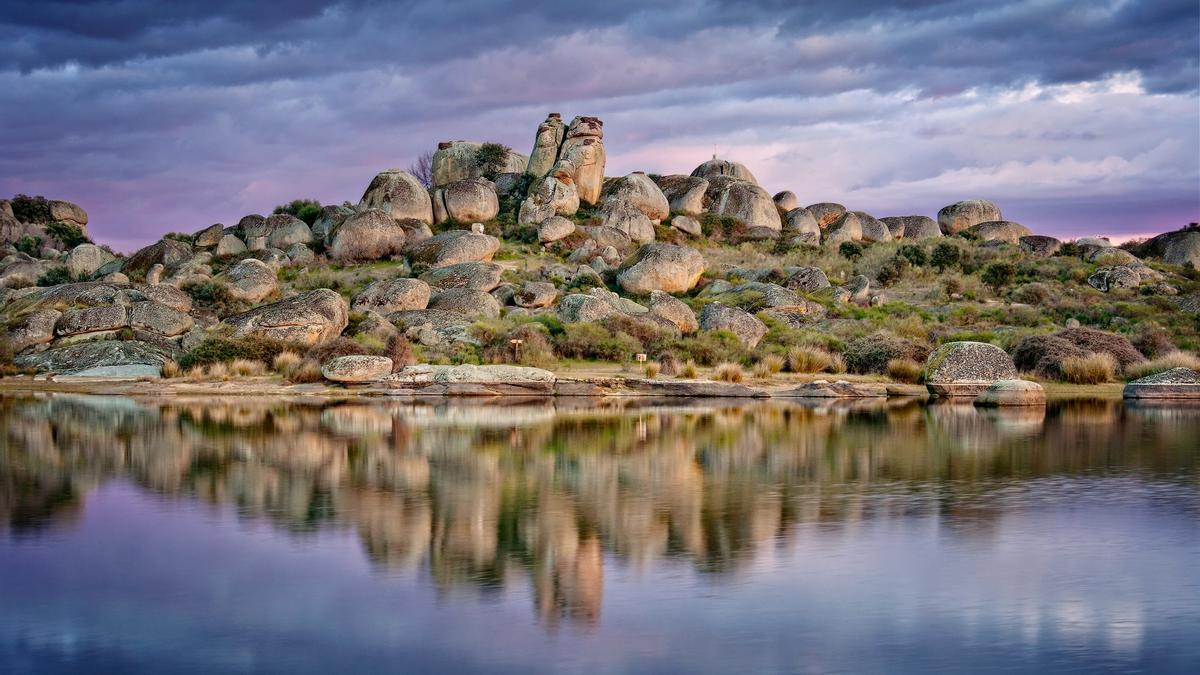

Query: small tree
930,242,961,272
273,199,322,226
839,241,863,261
409,151,434,188
474,142,512,180
981,262,1015,293
897,244,927,267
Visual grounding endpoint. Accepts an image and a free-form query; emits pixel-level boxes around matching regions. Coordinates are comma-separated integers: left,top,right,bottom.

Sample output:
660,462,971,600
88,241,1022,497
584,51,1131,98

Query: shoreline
0,374,1124,401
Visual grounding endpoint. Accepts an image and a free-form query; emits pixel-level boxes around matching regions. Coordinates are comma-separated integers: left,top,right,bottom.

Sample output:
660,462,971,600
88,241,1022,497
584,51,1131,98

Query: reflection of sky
3,478,1197,674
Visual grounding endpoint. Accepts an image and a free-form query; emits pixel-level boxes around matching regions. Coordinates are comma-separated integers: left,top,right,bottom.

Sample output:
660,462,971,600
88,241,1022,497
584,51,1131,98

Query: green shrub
45,221,90,248
474,142,513,180
843,333,930,374
182,280,251,317
839,241,863,261
305,336,371,364
35,266,73,287
930,242,961,272
179,336,300,369
876,256,907,286
897,244,927,267
981,262,1016,293
273,199,323,226
16,235,40,257
554,323,640,361
9,195,53,223
672,330,748,366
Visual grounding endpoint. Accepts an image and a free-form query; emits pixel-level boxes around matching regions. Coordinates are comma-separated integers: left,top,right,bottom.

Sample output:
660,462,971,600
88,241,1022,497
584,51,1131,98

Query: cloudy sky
1,0,1197,252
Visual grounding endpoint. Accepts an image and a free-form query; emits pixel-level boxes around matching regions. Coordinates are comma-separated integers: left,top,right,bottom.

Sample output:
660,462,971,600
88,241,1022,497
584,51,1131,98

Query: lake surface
1,393,1198,674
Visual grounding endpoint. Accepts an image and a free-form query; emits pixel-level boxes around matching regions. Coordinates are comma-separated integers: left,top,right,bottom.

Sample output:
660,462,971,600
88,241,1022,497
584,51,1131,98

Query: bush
876,256,907,287
229,359,267,376
305,337,372,365
1012,282,1052,305
272,351,303,376
384,334,417,371
161,360,182,378
643,362,661,378
930,242,961,272
287,359,324,384
1011,334,1089,379
182,280,252,317
45,221,90,248
36,266,73,287
555,323,640,361
1060,353,1116,384
273,199,323,226
474,142,513,180
981,262,1016,293
886,358,923,383
9,195,53,223
839,241,863,261
897,244,927,267
1054,327,1145,372
672,330,748,366
786,346,834,373
1123,351,1200,381
481,323,556,367
713,362,745,383
179,336,300,369
16,235,40,257
842,333,930,374
1132,325,1176,358
678,360,699,378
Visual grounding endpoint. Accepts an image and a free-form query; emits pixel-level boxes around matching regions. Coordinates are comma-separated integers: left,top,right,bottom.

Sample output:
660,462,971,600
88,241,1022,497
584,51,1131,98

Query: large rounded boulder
351,278,431,313
358,169,433,225
968,220,1031,244
617,243,706,294
698,302,767,348
603,172,669,222
655,175,709,216
406,230,500,268
937,199,1002,235
807,203,846,229
219,258,279,303
882,215,941,240
328,208,408,263
710,180,781,232
924,341,1017,397
222,289,349,346
432,178,500,224
690,158,758,184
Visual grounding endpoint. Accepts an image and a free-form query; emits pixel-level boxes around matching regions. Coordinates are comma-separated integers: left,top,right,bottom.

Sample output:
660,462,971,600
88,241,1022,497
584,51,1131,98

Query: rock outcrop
432,141,528,187
968,220,1031,244
617,243,706,294
924,341,1017,397
431,178,500,224
691,158,758,184
322,355,394,383
222,289,348,346
937,199,1002,235
1123,367,1200,400
351,278,431,313
603,172,670,222
698,303,767,348
406,230,500,268
328,208,408,263
358,169,433,225
974,379,1046,406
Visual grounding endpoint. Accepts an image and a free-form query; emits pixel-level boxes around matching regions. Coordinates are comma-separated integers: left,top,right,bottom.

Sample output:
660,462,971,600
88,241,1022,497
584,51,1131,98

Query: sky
0,0,1197,253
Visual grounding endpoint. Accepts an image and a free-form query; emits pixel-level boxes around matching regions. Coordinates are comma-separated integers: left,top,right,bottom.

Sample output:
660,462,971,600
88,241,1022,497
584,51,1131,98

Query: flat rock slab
927,382,993,397
778,381,888,398
1123,367,1200,399
623,379,770,398
975,379,1046,406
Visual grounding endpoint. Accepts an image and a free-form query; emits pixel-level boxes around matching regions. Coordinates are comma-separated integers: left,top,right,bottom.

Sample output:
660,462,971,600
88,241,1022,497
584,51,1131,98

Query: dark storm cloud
0,0,1196,250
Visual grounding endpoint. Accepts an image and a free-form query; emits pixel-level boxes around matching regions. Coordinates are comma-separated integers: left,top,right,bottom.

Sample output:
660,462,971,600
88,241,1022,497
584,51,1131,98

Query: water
1,394,1198,674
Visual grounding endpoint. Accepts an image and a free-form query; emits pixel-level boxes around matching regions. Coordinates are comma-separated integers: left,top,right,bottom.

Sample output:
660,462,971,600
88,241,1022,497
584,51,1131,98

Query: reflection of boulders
2,394,1198,627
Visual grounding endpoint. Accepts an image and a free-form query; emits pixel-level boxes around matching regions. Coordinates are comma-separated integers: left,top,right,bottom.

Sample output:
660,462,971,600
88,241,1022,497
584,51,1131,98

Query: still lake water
0,393,1197,674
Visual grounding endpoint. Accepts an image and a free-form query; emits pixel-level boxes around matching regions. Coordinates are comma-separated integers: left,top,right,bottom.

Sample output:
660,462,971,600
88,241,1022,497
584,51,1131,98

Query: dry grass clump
160,360,182,379
1059,352,1116,384
678,360,699,379
229,358,266,377
786,345,833,373
643,362,661,378
286,359,324,384
205,362,231,381
272,351,303,376
713,362,745,383
1123,351,1200,381
758,354,785,375
829,353,847,374
885,358,924,384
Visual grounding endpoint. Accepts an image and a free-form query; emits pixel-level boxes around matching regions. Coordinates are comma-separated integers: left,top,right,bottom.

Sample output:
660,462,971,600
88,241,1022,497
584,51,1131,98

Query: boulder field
2,114,1198,389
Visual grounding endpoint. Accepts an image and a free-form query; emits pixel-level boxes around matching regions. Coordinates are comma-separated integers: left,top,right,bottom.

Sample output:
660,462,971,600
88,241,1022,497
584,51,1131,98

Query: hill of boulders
2,113,1199,384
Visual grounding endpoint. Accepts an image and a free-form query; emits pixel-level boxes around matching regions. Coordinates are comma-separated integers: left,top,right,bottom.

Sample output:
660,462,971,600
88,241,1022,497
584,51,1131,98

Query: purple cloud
0,0,1196,252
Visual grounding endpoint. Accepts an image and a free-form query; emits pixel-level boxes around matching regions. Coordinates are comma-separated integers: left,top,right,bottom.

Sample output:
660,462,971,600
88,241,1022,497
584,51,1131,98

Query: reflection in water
1,394,1198,672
